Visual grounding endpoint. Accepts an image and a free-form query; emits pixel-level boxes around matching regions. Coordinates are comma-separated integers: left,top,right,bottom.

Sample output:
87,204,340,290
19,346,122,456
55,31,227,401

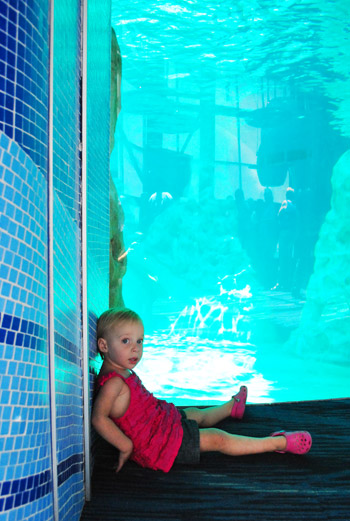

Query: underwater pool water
111,0,350,403
136,333,350,405
130,290,350,405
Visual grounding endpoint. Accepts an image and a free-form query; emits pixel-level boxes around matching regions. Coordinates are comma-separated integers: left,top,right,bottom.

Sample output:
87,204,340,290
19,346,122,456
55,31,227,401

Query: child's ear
98,337,108,353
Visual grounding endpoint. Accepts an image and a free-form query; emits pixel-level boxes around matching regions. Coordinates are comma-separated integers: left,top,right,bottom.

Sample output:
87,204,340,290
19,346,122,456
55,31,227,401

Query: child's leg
183,386,247,427
199,429,312,455
183,400,235,427
200,428,287,455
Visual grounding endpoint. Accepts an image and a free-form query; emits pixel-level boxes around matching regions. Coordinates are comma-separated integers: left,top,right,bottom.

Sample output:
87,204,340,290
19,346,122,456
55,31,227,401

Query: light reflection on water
136,334,274,405
128,286,350,405
135,331,350,406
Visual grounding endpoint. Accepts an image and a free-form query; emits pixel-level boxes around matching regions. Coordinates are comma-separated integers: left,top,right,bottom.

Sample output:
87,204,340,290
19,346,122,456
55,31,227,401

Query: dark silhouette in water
234,189,253,254
275,187,298,291
257,188,279,289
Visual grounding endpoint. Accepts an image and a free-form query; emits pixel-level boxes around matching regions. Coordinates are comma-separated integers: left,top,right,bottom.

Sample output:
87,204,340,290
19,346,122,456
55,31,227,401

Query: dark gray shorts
174,409,200,465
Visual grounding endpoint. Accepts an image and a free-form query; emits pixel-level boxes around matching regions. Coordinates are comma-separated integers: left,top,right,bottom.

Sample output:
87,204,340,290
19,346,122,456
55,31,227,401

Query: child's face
98,320,144,375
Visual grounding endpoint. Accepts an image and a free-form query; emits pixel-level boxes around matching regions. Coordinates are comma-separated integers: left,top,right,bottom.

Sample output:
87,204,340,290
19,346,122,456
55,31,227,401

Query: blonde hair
96,308,143,341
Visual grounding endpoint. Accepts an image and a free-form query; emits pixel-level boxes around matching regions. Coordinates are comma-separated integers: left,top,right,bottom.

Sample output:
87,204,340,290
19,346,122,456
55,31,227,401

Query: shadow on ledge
81,399,350,521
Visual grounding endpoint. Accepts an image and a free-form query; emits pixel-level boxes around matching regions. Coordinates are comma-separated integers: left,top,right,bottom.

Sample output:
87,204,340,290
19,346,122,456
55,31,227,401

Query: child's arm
92,378,133,472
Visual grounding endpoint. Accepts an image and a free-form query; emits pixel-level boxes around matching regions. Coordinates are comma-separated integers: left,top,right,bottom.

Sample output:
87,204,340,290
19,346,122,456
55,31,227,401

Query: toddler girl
92,308,312,473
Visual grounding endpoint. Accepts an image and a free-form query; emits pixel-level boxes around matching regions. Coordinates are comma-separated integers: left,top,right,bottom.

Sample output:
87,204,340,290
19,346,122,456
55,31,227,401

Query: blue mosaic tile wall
86,0,111,382
83,1,112,481
52,195,84,521
0,132,53,521
52,0,82,222
0,0,111,520
51,2,84,520
0,0,50,174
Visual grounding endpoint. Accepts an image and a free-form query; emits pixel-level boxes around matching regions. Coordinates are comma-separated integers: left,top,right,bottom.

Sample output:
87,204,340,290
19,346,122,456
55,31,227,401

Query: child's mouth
129,358,138,364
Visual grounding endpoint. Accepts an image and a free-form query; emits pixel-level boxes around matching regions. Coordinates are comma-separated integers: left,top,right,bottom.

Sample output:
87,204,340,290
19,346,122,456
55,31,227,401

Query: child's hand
115,441,133,473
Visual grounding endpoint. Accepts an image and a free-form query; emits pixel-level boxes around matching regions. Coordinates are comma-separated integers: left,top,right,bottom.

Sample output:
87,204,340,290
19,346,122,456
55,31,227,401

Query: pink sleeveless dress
98,371,184,472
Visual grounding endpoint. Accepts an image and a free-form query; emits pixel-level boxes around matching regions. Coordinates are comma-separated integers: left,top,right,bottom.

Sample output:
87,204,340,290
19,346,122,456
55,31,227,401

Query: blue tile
0,390,10,405
6,64,15,82
9,267,17,283
5,78,14,96
14,302,22,317
5,123,13,137
2,282,10,297
1,313,11,328
2,151,11,166
4,345,14,359
12,316,20,330
11,285,19,300
0,44,6,63
18,26,25,43
13,125,22,147
14,438,22,454
8,6,17,24
10,420,20,435
16,332,24,346
4,496,14,510
0,264,9,279
5,437,14,452
11,480,20,494
20,319,28,333
14,492,23,507
0,2,8,17
0,360,8,374
5,329,15,345
22,491,29,505
5,108,13,123
18,478,26,492
7,20,16,38
9,362,18,378
1,481,11,495
7,34,16,53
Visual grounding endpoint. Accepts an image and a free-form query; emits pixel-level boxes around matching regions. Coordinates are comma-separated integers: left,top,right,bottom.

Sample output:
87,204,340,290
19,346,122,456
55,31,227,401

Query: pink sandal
270,430,312,454
230,385,248,420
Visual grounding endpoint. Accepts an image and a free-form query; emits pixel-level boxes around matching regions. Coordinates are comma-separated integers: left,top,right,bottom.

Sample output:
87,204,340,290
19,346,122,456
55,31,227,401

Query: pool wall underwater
0,1,111,521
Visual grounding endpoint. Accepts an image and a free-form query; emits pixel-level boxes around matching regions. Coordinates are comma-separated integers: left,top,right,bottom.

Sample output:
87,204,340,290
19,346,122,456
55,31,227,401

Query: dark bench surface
80,399,350,521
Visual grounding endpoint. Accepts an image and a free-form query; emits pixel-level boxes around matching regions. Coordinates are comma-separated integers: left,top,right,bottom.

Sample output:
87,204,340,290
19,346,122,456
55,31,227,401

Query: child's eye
121,338,130,344
137,339,143,345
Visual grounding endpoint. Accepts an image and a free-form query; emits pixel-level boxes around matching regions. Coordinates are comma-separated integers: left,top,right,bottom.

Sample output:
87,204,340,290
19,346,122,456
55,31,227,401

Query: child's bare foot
270,431,312,454
230,385,247,420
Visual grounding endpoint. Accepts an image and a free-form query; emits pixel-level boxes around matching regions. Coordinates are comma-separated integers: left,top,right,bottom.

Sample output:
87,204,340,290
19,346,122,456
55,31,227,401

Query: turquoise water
133,291,349,405
136,333,350,405
110,1,350,403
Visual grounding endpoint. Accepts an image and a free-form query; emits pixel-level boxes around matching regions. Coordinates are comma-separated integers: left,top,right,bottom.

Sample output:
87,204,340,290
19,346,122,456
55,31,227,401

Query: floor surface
80,399,350,521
